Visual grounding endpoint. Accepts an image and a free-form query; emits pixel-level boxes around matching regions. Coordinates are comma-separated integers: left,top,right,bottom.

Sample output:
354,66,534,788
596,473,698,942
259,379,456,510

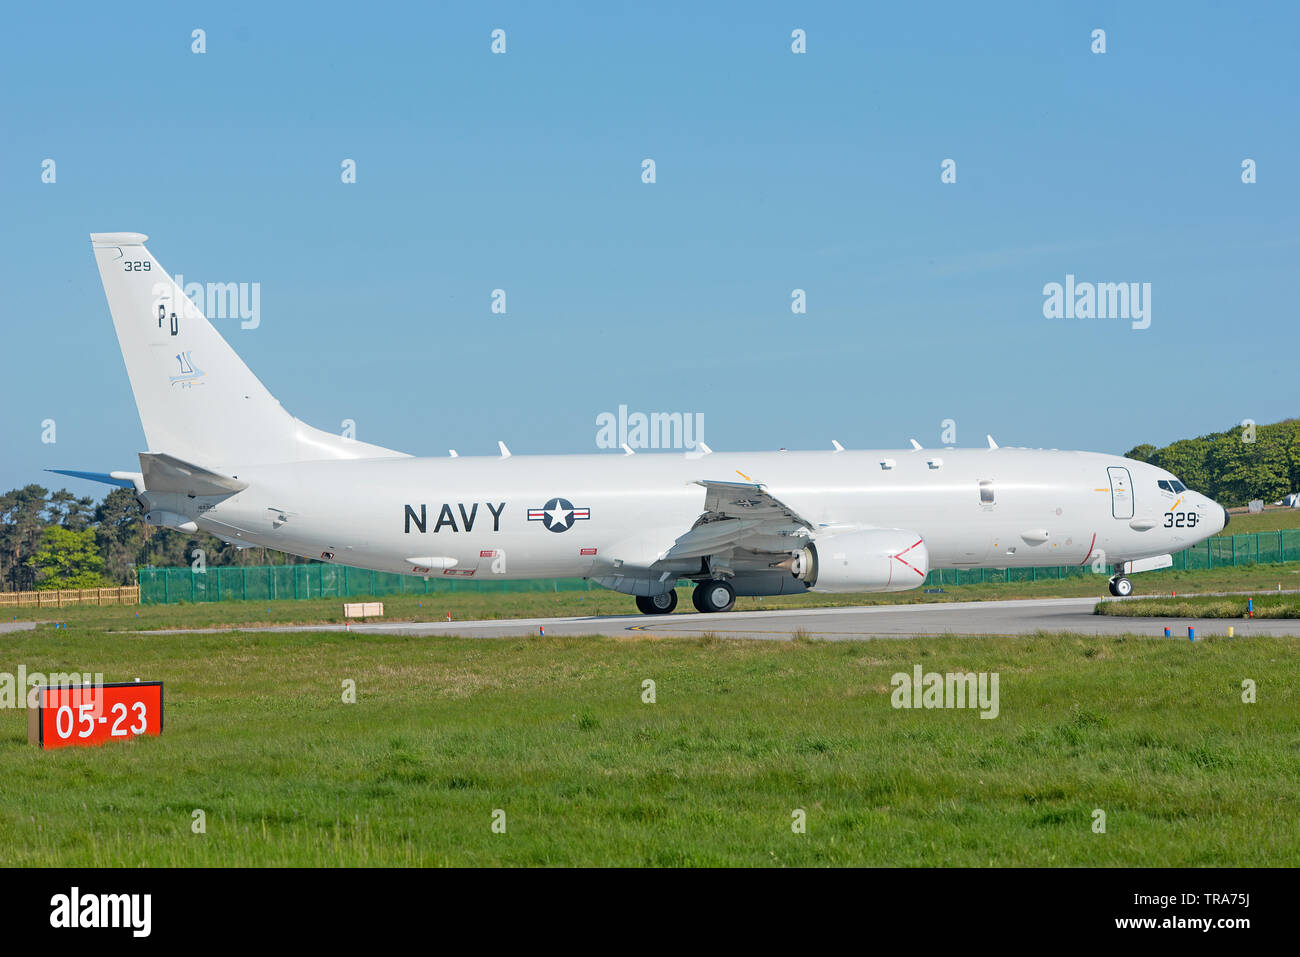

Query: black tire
692,579,736,613
635,591,677,615
1112,576,1133,598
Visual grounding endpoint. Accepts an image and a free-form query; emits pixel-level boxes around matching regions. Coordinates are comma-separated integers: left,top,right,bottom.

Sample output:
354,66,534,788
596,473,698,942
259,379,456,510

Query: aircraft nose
1222,506,1230,530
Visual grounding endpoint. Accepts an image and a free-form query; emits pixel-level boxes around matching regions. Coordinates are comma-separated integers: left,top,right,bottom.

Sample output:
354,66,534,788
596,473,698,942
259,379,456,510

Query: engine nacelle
791,529,929,593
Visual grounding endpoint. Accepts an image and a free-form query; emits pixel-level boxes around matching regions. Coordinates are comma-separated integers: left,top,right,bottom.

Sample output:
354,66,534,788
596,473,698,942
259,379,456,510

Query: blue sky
2,1,1296,497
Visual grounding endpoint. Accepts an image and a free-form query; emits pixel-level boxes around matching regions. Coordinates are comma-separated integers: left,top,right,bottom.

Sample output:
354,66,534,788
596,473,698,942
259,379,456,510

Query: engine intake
791,529,929,593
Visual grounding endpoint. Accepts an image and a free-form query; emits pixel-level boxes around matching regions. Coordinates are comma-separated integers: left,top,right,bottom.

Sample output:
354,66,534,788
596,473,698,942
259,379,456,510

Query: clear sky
1,1,1296,497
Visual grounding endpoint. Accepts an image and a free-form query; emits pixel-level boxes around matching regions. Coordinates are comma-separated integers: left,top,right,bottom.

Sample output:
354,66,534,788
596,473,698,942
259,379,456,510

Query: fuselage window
979,479,995,504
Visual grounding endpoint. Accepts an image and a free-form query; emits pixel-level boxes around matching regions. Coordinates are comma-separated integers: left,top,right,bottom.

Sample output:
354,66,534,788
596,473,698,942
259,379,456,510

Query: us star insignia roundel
527,497,590,533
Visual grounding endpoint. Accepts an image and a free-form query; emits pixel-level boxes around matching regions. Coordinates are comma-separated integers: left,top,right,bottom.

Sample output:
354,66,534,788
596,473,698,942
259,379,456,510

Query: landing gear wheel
635,591,678,615
1109,576,1133,598
692,579,736,614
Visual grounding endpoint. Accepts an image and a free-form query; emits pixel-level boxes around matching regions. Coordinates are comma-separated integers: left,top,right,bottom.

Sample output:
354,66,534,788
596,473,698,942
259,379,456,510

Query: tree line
1124,417,1300,508
0,485,308,592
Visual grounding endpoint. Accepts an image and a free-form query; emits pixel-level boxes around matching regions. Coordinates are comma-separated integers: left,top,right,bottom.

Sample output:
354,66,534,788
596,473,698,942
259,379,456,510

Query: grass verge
1097,594,1300,618
0,625,1295,865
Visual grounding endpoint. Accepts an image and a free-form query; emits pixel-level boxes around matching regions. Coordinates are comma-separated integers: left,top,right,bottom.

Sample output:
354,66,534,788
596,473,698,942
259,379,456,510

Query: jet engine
788,529,929,593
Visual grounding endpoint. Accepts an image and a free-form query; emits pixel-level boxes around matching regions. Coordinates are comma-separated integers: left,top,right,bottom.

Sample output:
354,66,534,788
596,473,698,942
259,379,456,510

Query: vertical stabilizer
90,233,406,469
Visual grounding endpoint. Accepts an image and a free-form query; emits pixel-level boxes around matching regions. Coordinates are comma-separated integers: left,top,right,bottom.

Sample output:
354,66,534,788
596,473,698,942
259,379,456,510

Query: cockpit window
1171,480,1186,493
1159,479,1187,493
1158,480,1172,492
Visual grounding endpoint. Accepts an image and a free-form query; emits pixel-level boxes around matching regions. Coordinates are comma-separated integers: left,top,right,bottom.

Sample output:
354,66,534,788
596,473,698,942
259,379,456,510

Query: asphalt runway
136,597,1300,641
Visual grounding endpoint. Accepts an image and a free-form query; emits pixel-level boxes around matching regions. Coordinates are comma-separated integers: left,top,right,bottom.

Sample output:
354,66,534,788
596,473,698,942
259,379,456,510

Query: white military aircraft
66,233,1228,615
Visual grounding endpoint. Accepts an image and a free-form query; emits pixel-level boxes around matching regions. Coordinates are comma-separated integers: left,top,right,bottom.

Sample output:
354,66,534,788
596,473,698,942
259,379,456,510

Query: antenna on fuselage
448,449,458,457
498,441,511,458
831,440,844,452
987,435,999,449
909,438,923,450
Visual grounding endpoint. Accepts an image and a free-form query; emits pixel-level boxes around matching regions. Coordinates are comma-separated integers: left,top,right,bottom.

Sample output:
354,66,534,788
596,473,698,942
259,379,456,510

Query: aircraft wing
659,480,813,561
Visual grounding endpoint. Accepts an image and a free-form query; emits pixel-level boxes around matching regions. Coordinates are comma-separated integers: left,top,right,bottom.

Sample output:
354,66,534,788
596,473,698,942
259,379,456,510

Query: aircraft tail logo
168,351,205,388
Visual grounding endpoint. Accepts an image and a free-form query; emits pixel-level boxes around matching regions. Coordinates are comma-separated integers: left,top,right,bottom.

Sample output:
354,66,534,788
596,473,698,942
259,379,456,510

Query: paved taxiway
139,597,1300,640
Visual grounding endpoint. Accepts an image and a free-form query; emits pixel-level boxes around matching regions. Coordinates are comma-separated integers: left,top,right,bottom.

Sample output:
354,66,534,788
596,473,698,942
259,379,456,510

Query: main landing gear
1108,575,1133,597
692,579,736,614
635,591,678,615
633,580,737,615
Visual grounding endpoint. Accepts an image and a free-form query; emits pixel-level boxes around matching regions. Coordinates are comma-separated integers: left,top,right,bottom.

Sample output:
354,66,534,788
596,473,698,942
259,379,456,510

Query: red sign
35,682,163,750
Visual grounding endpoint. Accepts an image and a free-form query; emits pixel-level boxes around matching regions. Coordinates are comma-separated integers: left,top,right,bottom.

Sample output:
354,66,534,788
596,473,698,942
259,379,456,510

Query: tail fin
90,233,406,469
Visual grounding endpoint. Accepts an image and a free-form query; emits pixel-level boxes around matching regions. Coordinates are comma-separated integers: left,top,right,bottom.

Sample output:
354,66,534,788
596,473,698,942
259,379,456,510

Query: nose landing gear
1108,576,1133,597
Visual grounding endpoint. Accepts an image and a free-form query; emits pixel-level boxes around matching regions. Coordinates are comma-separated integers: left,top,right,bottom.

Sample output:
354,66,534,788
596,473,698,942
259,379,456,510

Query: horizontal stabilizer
46,469,137,489
139,452,249,496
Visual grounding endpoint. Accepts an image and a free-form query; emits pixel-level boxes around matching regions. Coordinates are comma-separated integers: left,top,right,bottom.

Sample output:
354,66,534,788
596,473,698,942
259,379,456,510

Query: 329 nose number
1164,512,1199,528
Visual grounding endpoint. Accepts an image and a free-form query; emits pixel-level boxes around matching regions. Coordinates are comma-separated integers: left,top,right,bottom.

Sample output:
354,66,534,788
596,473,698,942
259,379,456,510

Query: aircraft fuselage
150,446,1225,593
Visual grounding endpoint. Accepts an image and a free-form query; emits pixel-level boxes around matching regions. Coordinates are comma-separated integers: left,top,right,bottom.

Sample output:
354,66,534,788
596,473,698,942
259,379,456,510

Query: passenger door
1107,466,1134,519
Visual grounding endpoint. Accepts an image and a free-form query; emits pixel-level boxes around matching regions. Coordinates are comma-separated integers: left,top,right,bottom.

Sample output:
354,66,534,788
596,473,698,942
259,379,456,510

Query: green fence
139,565,601,605
139,529,1300,604
921,528,1300,587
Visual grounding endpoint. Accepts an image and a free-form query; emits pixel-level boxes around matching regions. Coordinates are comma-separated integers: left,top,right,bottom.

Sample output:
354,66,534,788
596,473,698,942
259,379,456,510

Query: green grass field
1222,506,1300,534
1,623,1296,866
8,561,1300,631
1097,594,1300,619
